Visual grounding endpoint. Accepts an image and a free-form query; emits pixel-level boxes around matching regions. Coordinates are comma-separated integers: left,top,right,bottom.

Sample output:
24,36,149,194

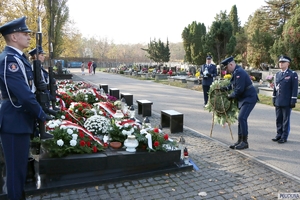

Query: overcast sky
67,0,266,44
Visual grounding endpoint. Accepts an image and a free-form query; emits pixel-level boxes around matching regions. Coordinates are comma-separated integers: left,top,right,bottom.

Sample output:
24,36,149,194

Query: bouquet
84,115,111,136
43,121,104,157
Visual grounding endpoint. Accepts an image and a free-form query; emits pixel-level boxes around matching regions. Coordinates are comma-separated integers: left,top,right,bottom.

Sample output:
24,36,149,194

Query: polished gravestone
0,147,192,198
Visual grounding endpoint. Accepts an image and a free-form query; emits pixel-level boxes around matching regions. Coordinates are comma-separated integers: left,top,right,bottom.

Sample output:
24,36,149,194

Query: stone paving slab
26,109,300,199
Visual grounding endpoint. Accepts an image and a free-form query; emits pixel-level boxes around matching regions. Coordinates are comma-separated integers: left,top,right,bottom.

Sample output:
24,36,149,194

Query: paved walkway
26,69,300,199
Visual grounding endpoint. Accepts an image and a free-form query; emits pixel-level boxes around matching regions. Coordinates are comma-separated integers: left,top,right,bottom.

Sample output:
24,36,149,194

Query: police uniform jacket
227,65,258,108
272,69,298,107
200,63,217,86
0,46,47,134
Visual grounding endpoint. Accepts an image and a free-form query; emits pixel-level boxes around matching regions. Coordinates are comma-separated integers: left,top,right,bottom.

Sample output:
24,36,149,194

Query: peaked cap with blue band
220,56,234,67
278,55,291,63
0,16,32,36
28,46,45,57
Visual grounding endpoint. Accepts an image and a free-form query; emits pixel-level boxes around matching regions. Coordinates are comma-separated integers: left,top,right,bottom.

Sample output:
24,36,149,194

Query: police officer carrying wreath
220,56,258,150
272,55,298,144
0,16,50,200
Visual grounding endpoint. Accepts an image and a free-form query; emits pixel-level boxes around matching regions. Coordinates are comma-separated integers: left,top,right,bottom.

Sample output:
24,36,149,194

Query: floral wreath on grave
206,79,239,126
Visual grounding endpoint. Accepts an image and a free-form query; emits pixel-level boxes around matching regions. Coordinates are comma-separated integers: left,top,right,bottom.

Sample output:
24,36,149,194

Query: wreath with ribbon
206,79,239,139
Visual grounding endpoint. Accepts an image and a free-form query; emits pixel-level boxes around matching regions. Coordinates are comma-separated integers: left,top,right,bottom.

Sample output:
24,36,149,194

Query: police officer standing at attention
220,56,258,150
0,17,49,200
272,55,298,144
201,55,217,107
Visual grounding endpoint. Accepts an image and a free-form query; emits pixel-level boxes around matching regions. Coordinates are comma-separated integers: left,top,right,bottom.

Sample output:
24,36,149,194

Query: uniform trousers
238,102,256,136
0,132,30,200
202,85,211,105
275,106,291,140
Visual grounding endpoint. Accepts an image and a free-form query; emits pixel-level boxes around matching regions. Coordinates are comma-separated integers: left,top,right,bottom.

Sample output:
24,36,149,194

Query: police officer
0,17,49,200
220,56,258,150
272,55,298,144
28,46,48,85
201,55,217,107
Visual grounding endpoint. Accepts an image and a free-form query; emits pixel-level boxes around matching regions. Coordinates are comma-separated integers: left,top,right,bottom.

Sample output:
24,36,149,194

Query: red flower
153,128,159,133
80,140,85,146
86,141,91,147
93,146,97,152
154,141,160,147
79,130,85,138
164,134,169,140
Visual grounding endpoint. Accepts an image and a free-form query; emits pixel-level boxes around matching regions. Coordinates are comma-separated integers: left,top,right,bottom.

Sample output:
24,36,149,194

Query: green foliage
182,21,207,65
42,127,104,158
142,38,170,64
206,80,239,125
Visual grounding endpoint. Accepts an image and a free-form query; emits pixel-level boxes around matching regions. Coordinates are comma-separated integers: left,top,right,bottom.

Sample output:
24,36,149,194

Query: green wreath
206,79,239,126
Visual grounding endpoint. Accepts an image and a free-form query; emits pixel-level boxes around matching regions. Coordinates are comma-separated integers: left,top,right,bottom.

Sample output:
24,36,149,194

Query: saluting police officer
220,56,258,150
201,55,217,107
0,17,49,200
272,55,298,144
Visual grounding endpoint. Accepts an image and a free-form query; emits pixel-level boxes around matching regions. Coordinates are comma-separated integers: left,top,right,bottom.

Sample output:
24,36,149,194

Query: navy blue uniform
226,65,258,137
272,69,298,140
200,63,217,105
0,46,47,200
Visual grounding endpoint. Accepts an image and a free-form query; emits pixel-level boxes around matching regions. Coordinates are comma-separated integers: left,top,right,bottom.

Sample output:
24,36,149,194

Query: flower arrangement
223,74,232,80
43,121,104,158
135,127,177,152
74,89,99,104
266,75,274,83
83,115,111,136
108,119,141,143
59,92,74,109
206,79,239,126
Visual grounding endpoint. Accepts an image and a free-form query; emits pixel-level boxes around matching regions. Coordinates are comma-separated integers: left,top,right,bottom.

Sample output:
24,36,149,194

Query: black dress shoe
278,139,287,143
272,137,281,142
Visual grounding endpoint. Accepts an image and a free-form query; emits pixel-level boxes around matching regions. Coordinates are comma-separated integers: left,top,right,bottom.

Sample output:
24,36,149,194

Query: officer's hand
45,115,53,121
290,103,296,108
37,82,47,91
220,86,228,92
227,94,235,100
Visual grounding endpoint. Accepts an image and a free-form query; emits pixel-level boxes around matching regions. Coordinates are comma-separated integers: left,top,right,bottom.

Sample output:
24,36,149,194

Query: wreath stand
209,88,234,140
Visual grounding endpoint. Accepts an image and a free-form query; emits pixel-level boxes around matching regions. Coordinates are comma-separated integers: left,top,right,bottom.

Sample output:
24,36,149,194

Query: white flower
72,134,78,140
61,115,65,119
140,129,148,135
70,140,77,146
67,128,73,135
57,139,64,146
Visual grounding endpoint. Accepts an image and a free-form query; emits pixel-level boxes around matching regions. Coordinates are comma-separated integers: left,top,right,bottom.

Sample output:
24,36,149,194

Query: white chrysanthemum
67,129,73,135
70,140,77,146
61,115,65,119
60,125,67,129
72,134,78,140
140,129,148,135
57,139,64,146
124,123,130,128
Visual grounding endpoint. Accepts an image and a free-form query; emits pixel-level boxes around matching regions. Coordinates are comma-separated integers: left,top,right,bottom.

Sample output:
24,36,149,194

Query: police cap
206,55,212,60
278,55,291,63
0,16,32,36
28,46,45,57
220,56,234,68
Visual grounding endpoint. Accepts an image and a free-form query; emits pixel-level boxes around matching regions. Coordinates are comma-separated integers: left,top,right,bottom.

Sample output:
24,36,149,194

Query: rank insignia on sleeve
236,76,240,78
8,63,19,72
